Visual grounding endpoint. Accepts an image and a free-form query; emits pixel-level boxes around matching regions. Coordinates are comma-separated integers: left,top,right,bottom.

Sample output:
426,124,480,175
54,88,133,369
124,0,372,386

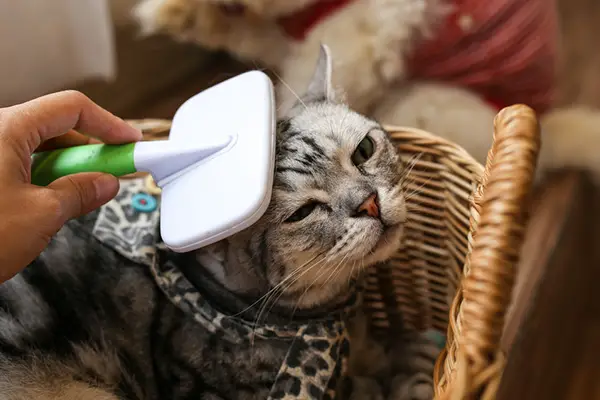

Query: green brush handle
31,143,137,186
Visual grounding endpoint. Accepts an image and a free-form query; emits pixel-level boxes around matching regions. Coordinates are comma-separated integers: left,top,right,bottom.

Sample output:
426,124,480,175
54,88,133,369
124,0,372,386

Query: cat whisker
253,256,325,322
401,166,432,203
270,69,307,111
321,252,351,288
286,258,336,322
405,200,429,216
308,256,354,319
251,255,332,341
393,153,424,199
288,252,350,321
329,257,352,293
270,248,350,323
405,152,423,172
400,153,423,185
348,260,358,286
404,177,432,202
248,59,270,74
227,251,325,319
257,256,328,323
252,252,330,317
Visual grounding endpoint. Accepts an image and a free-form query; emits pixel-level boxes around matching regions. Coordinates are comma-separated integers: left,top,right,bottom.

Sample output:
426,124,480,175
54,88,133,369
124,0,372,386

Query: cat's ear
299,44,335,104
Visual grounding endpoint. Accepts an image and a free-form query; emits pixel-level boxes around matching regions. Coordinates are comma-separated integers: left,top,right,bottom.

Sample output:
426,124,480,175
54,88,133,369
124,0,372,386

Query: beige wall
0,0,115,106
0,0,215,115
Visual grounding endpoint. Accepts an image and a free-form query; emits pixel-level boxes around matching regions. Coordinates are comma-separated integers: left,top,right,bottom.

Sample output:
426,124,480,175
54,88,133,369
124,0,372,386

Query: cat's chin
362,223,404,266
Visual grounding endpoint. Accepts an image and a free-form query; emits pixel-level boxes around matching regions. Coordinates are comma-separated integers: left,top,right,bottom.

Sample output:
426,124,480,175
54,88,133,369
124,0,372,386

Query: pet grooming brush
30,71,276,253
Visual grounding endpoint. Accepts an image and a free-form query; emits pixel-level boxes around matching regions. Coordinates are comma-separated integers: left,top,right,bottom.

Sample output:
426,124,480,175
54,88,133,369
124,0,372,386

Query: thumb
48,173,119,221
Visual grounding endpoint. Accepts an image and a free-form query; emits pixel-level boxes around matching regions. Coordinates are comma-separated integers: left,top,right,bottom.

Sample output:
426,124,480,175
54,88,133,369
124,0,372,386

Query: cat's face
270,102,406,284
228,46,406,307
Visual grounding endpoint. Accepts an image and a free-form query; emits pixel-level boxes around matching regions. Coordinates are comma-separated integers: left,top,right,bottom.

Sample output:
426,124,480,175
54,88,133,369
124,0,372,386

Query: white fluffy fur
373,81,600,182
133,0,600,182
133,0,291,67
277,0,451,114
132,0,448,107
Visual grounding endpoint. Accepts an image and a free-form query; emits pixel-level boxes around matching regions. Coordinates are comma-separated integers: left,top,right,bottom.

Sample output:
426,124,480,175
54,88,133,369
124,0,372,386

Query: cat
0,45,435,400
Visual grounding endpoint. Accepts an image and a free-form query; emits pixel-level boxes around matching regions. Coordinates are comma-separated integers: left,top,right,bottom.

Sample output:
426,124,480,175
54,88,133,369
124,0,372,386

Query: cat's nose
355,193,380,219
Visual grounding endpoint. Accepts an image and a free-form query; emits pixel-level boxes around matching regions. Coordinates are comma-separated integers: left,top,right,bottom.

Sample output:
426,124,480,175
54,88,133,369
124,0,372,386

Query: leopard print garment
91,177,356,399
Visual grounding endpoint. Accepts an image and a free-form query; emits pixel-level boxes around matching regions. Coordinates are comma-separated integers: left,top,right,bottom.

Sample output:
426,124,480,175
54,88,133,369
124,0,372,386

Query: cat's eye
285,202,319,223
351,136,375,166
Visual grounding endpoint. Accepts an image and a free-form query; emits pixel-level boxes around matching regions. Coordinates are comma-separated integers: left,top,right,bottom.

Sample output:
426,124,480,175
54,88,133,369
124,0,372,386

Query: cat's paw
133,0,229,44
134,0,194,37
388,372,434,400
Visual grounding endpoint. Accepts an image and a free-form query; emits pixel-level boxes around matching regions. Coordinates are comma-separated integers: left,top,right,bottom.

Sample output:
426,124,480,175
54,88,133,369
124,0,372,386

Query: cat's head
225,46,407,308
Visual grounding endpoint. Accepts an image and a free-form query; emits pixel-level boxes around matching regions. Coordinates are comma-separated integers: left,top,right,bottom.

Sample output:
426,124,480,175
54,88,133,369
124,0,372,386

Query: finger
35,130,102,152
48,172,119,221
0,90,142,156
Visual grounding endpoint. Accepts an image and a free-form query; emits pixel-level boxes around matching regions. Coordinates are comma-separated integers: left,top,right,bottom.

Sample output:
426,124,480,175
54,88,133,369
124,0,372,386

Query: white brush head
158,71,275,252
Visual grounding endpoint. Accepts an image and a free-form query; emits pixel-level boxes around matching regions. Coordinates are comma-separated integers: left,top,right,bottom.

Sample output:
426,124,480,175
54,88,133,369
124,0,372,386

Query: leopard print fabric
90,177,355,399
92,177,160,267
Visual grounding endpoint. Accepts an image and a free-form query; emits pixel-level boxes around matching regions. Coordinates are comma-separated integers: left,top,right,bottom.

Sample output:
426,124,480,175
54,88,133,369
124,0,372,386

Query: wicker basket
125,104,541,400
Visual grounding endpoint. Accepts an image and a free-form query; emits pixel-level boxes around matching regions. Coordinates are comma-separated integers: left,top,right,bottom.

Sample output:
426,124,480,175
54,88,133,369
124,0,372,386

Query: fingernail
123,121,143,140
93,174,119,202
131,128,143,140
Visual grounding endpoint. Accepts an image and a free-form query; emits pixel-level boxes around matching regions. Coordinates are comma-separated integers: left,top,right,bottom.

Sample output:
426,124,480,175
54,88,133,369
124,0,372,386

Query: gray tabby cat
0,45,435,400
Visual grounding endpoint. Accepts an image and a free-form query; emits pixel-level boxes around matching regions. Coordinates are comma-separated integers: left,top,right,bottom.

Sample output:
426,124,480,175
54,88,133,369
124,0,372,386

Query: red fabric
482,96,504,111
278,0,355,40
406,0,559,114
278,0,558,114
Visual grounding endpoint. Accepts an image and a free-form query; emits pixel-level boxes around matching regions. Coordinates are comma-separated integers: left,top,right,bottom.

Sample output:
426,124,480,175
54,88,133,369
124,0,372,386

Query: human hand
0,91,142,283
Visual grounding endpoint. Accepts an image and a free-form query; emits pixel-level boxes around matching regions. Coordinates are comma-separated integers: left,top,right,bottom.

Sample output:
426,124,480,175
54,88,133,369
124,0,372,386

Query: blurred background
1,0,599,116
